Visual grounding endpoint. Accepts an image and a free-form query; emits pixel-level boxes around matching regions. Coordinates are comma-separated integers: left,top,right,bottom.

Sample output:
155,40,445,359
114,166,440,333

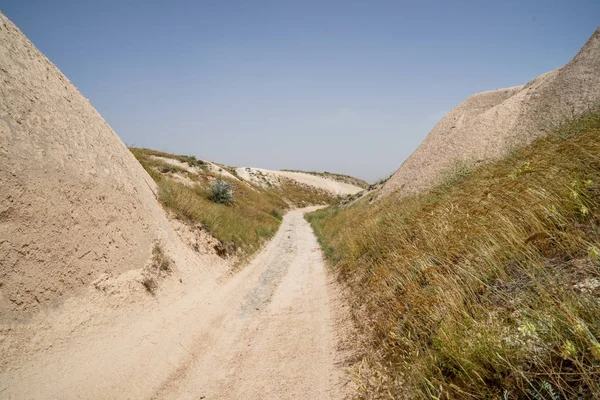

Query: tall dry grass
308,113,600,399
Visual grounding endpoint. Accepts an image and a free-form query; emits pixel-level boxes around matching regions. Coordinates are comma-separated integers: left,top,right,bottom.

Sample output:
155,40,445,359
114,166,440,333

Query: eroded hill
381,27,600,197
0,12,195,318
130,147,349,261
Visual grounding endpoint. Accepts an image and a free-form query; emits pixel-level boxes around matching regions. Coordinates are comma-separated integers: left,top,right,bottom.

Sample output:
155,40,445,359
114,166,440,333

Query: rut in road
2,208,349,399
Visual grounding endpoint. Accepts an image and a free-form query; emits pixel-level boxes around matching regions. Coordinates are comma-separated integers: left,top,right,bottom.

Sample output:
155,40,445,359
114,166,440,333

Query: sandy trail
2,208,347,399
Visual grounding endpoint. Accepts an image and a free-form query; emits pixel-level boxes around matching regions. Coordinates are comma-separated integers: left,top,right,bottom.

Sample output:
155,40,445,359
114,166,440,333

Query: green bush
208,178,234,205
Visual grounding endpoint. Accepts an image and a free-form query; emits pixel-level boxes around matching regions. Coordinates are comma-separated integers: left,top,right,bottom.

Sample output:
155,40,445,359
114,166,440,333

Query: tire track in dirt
152,207,347,399
1,208,350,399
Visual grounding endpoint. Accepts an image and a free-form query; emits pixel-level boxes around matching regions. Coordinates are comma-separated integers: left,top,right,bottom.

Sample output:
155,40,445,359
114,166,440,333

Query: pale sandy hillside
0,15,354,398
380,27,600,197
235,166,364,195
149,155,242,182
0,12,210,319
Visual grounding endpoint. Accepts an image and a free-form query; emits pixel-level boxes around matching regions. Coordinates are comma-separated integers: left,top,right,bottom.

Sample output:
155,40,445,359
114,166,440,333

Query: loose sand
1,209,350,399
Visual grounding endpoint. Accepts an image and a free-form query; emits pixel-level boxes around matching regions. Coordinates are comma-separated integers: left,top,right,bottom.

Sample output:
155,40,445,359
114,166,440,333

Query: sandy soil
1,16,351,400
0,11,208,318
150,155,241,182
380,27,600,197
1,208,350,399
235,167,363,195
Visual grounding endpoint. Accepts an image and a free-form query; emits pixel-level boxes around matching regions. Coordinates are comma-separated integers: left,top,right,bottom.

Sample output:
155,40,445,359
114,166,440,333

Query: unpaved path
2,208,348,399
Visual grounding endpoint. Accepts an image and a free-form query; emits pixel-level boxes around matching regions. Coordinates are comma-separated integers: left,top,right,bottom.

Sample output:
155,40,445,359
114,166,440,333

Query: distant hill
129,147,340,260
281,170,370,190
235,167,364,195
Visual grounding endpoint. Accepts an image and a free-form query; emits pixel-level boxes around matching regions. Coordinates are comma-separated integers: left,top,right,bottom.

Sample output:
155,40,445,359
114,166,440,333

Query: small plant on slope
141,243,172,295
208,178,234,205
151,242,171,272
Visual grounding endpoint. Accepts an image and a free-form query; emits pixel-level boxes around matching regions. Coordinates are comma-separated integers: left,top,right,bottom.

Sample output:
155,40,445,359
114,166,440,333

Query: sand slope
0,12,207,318
235,166,363,195
380,27,600,197
0,14,353,400
149,155,242,182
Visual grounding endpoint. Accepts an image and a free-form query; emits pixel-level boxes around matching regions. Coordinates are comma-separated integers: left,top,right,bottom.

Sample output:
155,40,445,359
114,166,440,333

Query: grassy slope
307,113,600,399
130,148,335,260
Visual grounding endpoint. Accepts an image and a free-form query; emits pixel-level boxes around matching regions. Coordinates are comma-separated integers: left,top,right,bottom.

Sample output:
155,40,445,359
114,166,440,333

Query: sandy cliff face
0,12,190,317
380,27,600,198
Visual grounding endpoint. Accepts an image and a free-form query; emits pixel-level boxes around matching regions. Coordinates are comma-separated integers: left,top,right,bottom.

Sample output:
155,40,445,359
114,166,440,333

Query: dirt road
1,208,348,399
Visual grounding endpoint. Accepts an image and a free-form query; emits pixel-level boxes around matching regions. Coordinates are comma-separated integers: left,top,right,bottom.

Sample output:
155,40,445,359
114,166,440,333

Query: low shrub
208,178,234,205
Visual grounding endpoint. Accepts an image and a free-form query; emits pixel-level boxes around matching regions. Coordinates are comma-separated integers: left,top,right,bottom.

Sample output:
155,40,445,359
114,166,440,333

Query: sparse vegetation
278,179,335,207
130,148,337,261
140,243,172,294
307,112,600,398
270,209,283,220
158,178,284,257
141,275,158,294
151,242,171,273
214,163,240,179
131,148,207,170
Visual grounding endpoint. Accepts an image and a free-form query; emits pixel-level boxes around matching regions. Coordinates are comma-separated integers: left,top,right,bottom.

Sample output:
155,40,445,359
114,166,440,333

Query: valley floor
1,208,350,399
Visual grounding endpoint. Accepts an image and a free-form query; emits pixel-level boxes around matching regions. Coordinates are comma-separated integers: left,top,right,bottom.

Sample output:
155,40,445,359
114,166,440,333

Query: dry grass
307,112,600,399
131,147,208,171
157,178,286,257
141,243,172,294
130,148,336,260
151,242,171,273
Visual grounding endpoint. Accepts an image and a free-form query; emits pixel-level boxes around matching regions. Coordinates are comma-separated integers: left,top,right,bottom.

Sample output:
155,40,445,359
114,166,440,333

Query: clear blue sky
2,1,599,182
